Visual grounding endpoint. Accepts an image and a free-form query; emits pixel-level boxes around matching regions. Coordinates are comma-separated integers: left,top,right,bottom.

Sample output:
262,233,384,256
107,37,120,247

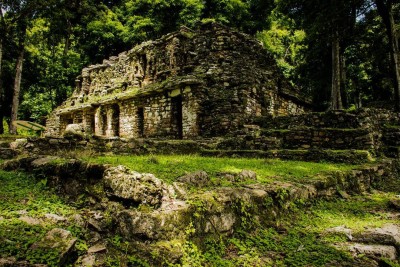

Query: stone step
0,141,11,148
261,128,374,150
200,149,374,164
253,111,361,129
0,148,18,160
214,136,281,151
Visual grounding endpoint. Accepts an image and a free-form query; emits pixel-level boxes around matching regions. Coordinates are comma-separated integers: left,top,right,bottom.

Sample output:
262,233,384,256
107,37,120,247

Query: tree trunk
0,7,4,134
340,53,348,108
375,0,400,110
9,47,25,135
331,30,343,110
0,38,3,134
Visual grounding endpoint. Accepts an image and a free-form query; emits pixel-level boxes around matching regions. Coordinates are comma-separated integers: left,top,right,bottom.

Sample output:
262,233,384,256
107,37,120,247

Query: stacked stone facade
46,22,309,139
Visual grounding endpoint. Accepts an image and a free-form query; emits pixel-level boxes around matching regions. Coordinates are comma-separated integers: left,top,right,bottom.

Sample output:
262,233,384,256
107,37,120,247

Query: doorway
171,95,183,139
137,107,144,137
111,104,120,137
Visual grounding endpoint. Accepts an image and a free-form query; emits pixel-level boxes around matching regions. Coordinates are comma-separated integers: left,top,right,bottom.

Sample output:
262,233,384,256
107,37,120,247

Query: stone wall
46,22,309,139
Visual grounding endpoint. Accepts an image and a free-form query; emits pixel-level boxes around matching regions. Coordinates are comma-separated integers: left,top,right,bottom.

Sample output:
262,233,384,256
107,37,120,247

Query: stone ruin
45,22,309,139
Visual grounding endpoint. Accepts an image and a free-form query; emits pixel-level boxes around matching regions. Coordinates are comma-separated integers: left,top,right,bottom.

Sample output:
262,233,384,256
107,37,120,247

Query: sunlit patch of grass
299,192,396,233
84,155,358,184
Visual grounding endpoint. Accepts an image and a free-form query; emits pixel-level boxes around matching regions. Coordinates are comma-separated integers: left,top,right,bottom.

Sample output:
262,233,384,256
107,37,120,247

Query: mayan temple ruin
45,22,309,139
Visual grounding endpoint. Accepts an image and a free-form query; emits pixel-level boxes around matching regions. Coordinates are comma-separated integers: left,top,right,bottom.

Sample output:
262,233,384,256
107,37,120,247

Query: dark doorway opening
90,114,95,134
137,107,144,137
171,95,183,139
101,108,107,136
111,104,120,137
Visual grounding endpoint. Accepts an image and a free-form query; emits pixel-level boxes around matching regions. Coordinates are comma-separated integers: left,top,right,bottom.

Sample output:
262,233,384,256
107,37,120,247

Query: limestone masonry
45,22,308,139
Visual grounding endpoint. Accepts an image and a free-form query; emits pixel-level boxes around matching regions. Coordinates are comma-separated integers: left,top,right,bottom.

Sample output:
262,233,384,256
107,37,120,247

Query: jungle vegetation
0,0,399,134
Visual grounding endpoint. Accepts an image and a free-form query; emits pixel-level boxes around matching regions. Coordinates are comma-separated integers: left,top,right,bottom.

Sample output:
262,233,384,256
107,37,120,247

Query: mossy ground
85,155,358,184
0,155,399,266
0,170,88,266
178,192,400,267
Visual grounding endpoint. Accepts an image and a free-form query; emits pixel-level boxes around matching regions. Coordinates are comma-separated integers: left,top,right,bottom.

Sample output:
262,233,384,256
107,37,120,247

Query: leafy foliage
0,0,400,129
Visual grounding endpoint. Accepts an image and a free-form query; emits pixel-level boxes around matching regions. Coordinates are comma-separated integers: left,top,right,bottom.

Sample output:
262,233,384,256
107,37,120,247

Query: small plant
127,255,151,267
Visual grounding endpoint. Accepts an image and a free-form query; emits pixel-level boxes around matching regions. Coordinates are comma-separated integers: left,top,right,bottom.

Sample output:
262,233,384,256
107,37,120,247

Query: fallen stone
237,170,257,182
19,216,41,226
354,224,400,248
172,182,188,199
389,197,400,210
9,139,27,150
204,212,236,234
31,156,60,168
63,124,85,139
216,172,236,182
30,228,77,266
45,213,67,222
76,255,96,267
349,244,397,260
0,148,17,160
71,214,86,227
87,244,107,254
177,171,210,187
103,165,169,207
88,218,103,232
326,226,353,241
116,206,190,241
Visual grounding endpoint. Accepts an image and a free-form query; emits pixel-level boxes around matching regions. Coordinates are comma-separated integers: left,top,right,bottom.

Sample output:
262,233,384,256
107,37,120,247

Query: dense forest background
0,0,399,134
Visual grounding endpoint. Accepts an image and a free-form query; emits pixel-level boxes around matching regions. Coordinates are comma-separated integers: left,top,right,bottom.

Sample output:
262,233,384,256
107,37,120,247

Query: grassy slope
195,192,399,267
85,155,358,184
1,156,399,266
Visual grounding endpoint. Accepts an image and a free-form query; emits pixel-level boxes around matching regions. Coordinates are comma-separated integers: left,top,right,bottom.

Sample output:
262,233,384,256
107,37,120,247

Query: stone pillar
82,109,94,135
94,107,102,136
106,107,114,137
181,86,199,139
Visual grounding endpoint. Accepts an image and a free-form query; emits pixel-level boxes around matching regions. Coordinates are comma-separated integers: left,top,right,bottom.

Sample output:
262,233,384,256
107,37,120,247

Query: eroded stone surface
104,165,171,207
237,170,257,182
64,123,85,139
354,224,400,248
87,244,107,254
349,244,397,260
177,171,210,187
116,206,190,240
9,139,27,150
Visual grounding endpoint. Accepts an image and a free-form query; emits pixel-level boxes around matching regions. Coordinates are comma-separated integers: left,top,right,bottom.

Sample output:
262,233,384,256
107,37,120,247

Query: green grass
0,161,398,266
192,192,398,267
299,193,396,232
85,155,358,184
0,170,82,266
0,170,76,219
